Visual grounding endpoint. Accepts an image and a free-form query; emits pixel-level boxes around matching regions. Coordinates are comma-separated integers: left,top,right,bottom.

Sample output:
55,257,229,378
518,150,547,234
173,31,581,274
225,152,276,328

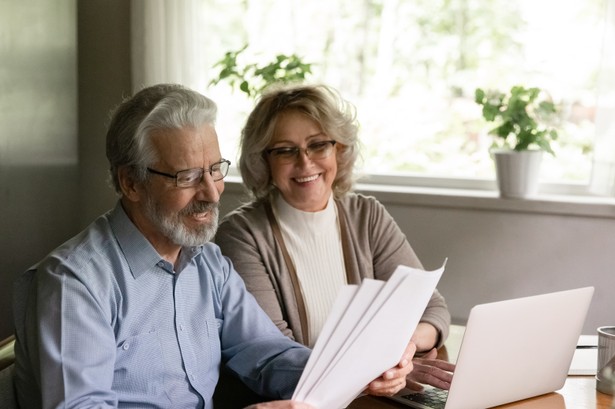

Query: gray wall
77,0,131,223
379,195,615,334
0,0,130,340
1,0,79,340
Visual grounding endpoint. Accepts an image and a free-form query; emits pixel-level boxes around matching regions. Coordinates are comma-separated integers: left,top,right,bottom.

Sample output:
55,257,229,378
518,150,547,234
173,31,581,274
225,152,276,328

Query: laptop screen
389,286,594,409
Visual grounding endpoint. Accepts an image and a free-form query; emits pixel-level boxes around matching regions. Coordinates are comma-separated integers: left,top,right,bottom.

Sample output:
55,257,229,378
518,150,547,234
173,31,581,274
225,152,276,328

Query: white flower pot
491,149,543,198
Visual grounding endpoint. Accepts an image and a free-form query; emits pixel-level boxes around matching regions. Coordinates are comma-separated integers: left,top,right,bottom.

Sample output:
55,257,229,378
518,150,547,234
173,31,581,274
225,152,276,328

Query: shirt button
122,343,130,350
180,324,184,331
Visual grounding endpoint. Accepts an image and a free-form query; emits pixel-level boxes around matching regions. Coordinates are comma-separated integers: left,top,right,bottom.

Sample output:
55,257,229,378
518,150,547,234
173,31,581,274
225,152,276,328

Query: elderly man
12,84,412,409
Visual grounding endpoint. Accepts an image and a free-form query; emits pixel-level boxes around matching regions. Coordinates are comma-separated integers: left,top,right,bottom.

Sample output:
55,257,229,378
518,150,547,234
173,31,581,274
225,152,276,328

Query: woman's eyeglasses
265,140,337,164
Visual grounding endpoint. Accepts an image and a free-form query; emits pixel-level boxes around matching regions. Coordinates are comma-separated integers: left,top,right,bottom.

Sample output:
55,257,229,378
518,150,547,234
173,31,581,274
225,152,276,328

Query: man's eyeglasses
265,140,337,164
147,159,231,187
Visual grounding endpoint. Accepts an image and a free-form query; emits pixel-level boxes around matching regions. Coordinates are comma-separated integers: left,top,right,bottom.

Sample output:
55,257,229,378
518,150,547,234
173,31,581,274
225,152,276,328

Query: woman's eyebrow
270,132,326,146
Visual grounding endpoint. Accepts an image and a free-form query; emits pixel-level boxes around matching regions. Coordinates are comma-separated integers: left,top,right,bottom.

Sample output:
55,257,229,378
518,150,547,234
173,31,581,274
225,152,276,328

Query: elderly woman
215,83,454,392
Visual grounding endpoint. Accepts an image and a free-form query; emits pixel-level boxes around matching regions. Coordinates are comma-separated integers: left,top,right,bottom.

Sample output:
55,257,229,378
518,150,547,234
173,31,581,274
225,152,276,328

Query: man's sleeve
32,261,117,408
216,256,310,399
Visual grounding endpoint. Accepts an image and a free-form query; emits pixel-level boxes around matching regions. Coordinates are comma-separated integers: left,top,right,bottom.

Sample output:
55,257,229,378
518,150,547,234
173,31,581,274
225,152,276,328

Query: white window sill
224,175,615,219
355,183,615,219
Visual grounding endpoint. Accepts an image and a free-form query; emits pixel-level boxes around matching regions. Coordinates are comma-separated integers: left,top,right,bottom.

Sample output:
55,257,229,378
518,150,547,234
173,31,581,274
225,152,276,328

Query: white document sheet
292,262,446,409
569,334,598,375
293,284,362,395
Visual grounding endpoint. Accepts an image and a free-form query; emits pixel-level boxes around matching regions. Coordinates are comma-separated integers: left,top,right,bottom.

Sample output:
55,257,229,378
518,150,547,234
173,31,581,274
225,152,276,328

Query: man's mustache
181,201,218,216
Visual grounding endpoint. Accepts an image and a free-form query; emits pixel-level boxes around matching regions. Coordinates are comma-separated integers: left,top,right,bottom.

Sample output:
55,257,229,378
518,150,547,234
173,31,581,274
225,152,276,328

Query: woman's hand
411,322,439,352
406,348,456,391
244,401,316,409
365,341,416,396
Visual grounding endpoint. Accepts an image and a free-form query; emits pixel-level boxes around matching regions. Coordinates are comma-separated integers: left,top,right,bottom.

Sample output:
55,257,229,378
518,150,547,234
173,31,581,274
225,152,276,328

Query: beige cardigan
215,193,451,347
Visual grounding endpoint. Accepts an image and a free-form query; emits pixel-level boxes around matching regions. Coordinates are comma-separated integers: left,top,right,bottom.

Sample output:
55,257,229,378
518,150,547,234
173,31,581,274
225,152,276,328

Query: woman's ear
118,166,142,202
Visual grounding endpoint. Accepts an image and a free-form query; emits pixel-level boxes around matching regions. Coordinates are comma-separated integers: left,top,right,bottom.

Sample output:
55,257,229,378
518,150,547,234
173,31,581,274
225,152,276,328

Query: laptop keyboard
398,388,449,409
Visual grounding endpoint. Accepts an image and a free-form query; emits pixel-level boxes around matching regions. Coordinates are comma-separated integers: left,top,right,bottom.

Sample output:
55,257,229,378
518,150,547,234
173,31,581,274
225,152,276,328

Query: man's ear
118,166,142,202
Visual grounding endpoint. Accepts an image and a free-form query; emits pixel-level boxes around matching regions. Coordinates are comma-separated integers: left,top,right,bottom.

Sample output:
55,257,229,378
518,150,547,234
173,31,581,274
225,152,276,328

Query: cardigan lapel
265,202,310,346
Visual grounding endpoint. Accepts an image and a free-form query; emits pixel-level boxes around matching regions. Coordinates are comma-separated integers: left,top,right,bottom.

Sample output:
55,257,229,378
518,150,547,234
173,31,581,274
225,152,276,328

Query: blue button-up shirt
13,202,310,408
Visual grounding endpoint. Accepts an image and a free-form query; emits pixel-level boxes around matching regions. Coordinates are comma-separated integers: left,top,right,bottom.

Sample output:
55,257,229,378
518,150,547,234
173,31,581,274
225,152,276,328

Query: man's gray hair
105,83,218,193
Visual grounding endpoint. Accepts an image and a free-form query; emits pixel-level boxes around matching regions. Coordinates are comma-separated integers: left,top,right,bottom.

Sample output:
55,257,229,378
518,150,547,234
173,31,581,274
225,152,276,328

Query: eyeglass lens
176,160,230,186
268,141,336,163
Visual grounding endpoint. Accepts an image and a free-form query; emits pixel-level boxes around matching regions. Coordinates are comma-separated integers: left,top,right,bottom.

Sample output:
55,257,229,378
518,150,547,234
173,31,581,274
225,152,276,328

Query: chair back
0,335,17,408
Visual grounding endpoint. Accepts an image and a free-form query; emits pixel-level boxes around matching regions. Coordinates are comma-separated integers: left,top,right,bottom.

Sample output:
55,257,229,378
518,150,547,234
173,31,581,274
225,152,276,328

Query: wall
77,0,131,223
0,0,79,340
379,194,615,334
0,0,130,340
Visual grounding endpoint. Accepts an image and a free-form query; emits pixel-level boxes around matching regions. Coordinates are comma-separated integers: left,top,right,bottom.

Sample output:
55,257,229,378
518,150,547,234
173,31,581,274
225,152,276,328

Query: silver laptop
389,286,594,409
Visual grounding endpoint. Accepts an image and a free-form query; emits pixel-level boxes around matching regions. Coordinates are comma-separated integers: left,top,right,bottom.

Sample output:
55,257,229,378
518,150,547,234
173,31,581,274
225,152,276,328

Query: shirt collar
109,201,204,277
108,202,171,278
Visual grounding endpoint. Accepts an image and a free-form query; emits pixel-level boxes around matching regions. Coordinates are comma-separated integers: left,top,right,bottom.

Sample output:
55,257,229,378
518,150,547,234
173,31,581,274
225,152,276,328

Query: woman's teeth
295,174,319,183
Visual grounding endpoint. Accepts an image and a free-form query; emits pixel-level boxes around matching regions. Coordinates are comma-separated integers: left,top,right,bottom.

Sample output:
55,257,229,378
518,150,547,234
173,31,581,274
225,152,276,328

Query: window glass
197,0,605,187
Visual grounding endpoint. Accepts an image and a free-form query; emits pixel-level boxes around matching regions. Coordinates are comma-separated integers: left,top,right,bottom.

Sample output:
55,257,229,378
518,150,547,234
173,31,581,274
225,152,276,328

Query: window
194,0,606,193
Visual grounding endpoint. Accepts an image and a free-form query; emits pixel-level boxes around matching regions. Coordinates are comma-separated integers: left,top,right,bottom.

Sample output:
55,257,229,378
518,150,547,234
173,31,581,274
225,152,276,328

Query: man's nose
195,173,221,202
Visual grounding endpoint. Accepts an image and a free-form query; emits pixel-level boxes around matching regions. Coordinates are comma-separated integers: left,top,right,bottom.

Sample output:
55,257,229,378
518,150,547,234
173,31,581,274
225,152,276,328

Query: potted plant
474,85,560,198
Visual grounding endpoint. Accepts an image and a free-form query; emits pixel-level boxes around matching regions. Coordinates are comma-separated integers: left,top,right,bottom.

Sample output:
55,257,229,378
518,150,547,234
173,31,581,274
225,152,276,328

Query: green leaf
474,85,560,156
209,46,313,100
239,81,251,96
474,88,485,103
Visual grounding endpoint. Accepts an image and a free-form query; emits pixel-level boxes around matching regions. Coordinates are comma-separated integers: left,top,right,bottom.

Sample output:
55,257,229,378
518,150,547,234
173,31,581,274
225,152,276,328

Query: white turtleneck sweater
272,193,347,347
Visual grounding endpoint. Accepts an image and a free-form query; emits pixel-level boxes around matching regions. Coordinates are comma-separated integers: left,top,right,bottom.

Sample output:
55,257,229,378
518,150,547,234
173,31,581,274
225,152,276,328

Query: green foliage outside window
200,0,602,183
209,45,313,99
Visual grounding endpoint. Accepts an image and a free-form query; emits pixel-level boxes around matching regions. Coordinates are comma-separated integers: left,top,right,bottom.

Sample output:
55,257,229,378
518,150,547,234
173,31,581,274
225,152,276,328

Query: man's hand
365,341,416,396
406,348,455,391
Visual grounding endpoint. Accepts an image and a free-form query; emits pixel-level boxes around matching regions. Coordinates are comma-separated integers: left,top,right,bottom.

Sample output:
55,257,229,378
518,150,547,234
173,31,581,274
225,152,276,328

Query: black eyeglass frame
265,140,337,160
146,159,231,187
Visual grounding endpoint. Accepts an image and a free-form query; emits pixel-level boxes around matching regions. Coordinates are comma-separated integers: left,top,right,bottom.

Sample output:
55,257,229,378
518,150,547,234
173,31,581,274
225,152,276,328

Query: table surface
347,325,613,409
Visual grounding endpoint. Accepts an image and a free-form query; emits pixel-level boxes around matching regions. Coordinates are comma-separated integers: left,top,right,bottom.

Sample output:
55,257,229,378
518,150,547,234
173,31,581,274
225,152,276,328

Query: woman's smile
294,174,321,184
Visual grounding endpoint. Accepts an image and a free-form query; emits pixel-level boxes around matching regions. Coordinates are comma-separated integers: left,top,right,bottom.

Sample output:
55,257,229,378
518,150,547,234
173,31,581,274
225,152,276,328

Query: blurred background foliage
200,0,603,183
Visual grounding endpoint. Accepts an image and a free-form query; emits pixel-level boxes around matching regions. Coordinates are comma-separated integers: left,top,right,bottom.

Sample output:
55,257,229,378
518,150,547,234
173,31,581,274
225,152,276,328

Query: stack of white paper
292,262,446,409
569,334,598,375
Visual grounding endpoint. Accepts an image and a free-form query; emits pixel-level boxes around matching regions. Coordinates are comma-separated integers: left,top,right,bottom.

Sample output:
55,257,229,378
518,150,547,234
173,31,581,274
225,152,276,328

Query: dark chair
0,335,17,408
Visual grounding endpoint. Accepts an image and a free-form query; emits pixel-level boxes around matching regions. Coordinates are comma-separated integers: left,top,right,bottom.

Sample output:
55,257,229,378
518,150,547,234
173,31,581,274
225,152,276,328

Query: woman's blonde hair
239,83,360,200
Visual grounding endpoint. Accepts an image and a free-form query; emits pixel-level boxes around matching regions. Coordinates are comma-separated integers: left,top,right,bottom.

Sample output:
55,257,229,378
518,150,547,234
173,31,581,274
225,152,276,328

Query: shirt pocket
113,330,170,402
